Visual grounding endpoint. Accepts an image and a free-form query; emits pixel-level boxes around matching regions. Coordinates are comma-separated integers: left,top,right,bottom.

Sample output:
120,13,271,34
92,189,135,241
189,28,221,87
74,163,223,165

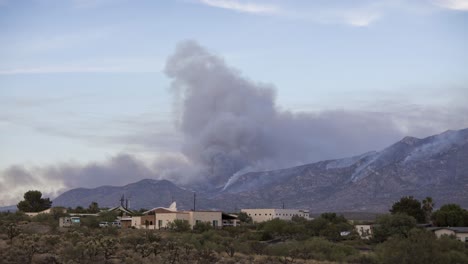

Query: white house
428,227,468,242
130,202,222,230
355,224,373,239
241,208,310,223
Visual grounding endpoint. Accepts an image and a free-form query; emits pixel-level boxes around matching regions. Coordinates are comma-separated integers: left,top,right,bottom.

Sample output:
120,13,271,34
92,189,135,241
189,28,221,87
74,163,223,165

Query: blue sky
1,0,467,204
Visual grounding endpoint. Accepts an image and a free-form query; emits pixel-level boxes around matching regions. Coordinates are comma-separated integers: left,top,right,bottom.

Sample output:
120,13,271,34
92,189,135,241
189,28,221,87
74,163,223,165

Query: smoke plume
165,40,408,186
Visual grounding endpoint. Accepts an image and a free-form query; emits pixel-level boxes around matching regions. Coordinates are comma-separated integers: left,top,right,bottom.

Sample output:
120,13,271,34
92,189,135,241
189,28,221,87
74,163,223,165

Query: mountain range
52,128,468,213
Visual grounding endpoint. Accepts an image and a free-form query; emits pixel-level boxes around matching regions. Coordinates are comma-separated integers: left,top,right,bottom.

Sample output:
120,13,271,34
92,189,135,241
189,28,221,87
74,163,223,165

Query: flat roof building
241,208,310,223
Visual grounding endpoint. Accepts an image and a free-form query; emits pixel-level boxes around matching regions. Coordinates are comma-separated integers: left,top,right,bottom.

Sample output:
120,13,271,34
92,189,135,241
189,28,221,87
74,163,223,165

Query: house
129,202,222,230
25,207,67,217
355,224,373,239
240,208,310,223
427,227,468,242
222,213,240,227
59,216,81,227
106,205,134,216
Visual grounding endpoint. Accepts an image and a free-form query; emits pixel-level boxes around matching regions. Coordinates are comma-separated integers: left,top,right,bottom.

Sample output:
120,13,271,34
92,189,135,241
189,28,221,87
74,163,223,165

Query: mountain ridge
52,128,468,212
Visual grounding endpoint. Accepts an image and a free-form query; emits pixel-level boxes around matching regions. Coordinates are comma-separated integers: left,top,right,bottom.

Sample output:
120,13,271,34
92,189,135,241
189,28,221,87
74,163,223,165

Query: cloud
71,0,125,9
165,40,468,187
197,0,279,15
0,166,65,206
434,0,468,10
313,7,382,27
0,66,140,75
0,57,162,75
0,153,195,206
2,40,467,205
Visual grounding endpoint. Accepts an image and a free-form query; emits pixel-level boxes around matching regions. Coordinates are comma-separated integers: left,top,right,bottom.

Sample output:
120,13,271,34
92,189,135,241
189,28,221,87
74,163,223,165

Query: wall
241,209,310,223
355,225,373,239
188,211,222,228
155,212,190,229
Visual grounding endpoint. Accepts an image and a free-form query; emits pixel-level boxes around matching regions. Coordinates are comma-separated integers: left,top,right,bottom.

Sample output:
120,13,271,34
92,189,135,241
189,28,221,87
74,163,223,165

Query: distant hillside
217,128,468,212
0,205,17,212
53,128,468,213
53,179,202,211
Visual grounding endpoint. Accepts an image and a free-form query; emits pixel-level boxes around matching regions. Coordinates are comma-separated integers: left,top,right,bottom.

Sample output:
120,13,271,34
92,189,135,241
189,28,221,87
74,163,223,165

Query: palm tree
422,197,435,223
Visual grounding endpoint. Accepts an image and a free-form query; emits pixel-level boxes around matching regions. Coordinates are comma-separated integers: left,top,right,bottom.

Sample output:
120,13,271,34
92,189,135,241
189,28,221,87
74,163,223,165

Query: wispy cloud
0,57,163,75
195,0,382,26
0,66,134,75
434,0,468,10
71,0,125,9
197,0,279,15
314,7,382,27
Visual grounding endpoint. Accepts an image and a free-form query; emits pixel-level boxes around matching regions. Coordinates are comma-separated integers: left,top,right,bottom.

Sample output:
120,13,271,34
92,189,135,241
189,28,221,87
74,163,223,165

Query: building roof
427,227,468,233
222,213,238,220
143,201,178,215
107,205,133,215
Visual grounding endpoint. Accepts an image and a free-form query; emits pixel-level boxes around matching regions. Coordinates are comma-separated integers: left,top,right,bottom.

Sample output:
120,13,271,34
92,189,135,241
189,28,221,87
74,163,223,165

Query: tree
376,228,468,264
88,202,100,213
432,204,468,227
390,196,425,223
237,212,252,224
373,213,417,242
422,197,435,223
193,221,212,233
6,223,20,242
168,219,191,232
17,190,52,212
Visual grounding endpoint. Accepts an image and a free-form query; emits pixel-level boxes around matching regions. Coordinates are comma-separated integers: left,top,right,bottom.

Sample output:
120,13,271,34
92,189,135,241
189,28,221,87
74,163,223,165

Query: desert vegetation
1,195,467,263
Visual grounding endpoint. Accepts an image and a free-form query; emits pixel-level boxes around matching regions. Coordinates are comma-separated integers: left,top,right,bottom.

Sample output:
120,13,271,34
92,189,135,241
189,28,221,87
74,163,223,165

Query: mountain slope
53,128,468,213
217,128,468,212
53,179,199,210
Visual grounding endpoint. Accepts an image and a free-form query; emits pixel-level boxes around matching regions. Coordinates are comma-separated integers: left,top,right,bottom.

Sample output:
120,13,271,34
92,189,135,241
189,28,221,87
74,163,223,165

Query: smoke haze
165,41,408,185
1,40,467,205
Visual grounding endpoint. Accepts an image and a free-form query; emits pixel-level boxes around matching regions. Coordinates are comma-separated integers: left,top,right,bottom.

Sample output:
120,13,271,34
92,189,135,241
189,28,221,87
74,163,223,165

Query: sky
1,0,468,205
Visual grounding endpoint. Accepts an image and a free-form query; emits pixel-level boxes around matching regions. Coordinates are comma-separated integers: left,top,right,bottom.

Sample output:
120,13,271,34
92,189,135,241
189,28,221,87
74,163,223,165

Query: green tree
17,190,52,212
390,196,425,223
6,223,21,242
376,228,468,264
432,204,468,227
422,197,435,223
168,219,191,232
237,212,252,224
193,221,213,233
373,213,417,242
88,201,100,213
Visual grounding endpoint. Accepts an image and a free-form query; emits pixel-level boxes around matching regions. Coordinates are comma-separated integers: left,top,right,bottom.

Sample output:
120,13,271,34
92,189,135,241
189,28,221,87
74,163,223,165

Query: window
212,220,218,227
150,221,153,225
158,220,162,229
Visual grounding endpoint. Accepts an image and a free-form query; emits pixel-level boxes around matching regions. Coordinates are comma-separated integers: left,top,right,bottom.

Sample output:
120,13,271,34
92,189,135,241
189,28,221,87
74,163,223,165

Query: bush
376,228,468,264
372,213,416,242
168,219,191,232
193,221,213,233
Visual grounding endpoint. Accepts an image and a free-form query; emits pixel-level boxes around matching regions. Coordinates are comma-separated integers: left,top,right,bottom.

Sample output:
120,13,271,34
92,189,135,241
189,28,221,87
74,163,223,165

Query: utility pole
193,192,196,211
120,194,125,207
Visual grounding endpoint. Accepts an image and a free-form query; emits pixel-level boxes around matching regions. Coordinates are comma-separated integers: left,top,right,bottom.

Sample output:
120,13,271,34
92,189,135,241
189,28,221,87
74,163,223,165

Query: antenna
193,192,196,211
282,201,285,209
125,198,129,209
120,194,125,207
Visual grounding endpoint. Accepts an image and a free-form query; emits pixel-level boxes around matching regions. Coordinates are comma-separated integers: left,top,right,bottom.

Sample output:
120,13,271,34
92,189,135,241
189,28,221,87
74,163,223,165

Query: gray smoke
165,40,409,186
1,40,467,205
